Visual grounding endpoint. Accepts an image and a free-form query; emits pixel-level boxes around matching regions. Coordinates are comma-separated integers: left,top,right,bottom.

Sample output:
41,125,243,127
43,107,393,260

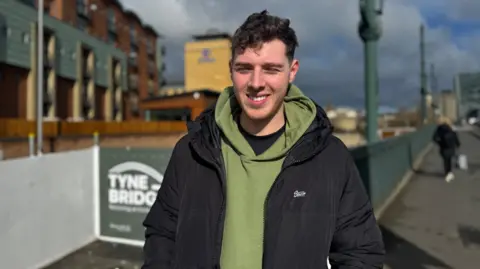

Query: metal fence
351,124,435,211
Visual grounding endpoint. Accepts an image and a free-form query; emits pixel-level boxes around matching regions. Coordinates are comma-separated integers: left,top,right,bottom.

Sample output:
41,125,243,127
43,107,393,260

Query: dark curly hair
231,10,299,62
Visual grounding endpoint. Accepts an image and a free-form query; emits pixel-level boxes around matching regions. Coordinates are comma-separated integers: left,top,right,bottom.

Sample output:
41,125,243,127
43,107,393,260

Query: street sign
98,147,173,243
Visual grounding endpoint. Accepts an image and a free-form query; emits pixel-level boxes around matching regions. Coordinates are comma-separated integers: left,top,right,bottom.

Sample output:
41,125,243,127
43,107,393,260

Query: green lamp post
358,0,384,143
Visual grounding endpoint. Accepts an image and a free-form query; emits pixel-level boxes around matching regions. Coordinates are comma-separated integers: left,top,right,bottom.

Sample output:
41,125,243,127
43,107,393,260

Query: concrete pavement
42,241,142,269
380,128,480,269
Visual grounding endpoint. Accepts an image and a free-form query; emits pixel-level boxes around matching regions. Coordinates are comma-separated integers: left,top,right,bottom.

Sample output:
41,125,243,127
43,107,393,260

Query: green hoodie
215,84,317,269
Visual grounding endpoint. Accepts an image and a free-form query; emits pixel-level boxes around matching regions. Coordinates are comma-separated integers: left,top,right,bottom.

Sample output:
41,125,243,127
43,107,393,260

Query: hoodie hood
187,85,334,164
213,84,318,160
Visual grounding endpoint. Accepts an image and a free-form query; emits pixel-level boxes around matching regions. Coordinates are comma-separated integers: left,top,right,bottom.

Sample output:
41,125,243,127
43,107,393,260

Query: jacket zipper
261,128,319,268
213,158,227,266
262,155,303,268
192,128,319,267
191,141,227,266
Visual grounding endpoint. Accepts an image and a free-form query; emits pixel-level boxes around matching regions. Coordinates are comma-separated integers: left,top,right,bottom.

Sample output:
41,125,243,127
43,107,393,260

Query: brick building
0,0,166,121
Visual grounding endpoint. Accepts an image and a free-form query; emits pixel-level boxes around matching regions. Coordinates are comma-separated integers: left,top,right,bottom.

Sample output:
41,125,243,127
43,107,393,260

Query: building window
76,0,90,30
147,38,153,53
108,32,116,43
130,23,138,52
44,2,51,14
78,17,89,31
108,8,116,31
76,0,86,13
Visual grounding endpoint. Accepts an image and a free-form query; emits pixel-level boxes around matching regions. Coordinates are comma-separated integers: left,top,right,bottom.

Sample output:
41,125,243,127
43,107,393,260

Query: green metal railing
350,125,435,209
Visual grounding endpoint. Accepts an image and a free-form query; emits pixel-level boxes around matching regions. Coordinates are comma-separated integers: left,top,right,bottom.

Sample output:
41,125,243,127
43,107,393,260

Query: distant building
433,89,458,122
326,107,358,133
454,72,480,119
0,0,166,121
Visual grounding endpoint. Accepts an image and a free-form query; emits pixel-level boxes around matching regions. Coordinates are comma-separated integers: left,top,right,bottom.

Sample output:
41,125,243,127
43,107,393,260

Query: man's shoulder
321,134,353,160
170,133,193,159
303,134,354,172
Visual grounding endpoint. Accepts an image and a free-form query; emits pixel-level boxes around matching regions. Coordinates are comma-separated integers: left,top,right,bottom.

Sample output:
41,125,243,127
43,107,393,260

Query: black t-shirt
238,122,286,156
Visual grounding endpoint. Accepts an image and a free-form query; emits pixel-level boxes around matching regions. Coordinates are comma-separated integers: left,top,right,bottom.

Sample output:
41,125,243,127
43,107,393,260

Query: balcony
76,2,90,19
129,94,139,115
113,63,122,85
128,74,138,90
107,31,117,44
147,43,155,56
112,104,119,117
147,80,155,97
43,49,53,67
42,35,55,67
148,61,156,76
43,89,53,108
128,53,137,67
108,21,116,33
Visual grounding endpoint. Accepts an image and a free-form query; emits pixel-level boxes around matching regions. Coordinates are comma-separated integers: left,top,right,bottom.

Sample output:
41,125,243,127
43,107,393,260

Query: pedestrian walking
433,116,461,182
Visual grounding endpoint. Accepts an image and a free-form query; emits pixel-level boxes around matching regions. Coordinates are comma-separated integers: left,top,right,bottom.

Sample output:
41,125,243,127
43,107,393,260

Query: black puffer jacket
142,103,385,269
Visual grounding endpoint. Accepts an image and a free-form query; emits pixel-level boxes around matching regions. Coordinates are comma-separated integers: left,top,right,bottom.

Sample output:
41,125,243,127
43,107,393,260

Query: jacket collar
187,100,334,165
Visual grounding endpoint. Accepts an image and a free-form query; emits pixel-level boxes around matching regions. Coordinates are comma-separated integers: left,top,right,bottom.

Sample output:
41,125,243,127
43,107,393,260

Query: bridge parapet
350,124,435,214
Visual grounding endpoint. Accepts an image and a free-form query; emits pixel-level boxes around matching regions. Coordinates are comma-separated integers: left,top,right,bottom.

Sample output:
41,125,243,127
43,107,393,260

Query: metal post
420,24,427,125
29,133,35,157
430,63,440,118
430,63,437,93
36,0,44,156
93,131,99,146
364,40,378,142
358,0,383,143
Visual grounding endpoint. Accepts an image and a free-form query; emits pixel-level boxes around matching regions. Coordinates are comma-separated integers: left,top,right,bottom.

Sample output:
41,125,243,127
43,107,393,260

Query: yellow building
184,33,232,92
142,33,232,121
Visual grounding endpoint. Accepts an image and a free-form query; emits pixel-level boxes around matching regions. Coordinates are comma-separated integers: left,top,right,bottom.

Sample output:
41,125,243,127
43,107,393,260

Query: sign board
98,147,173,242
198,48,215,63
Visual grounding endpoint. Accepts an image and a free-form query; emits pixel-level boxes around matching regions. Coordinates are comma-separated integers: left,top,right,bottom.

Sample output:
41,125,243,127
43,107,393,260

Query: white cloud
119,0,480,107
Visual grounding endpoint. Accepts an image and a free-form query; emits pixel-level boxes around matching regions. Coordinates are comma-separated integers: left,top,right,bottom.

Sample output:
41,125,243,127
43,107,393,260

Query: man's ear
289,59,299,83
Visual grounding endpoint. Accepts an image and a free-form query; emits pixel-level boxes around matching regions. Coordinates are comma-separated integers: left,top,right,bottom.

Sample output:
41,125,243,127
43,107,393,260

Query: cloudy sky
119,0,480,108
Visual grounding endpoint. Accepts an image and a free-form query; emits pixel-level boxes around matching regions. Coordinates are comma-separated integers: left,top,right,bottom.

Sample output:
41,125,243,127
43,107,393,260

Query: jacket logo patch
293,190,306,198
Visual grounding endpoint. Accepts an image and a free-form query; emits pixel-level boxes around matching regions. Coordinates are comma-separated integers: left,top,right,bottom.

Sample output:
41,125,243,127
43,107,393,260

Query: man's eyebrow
233,62,284,68
263,63,284,68
233,62,252,67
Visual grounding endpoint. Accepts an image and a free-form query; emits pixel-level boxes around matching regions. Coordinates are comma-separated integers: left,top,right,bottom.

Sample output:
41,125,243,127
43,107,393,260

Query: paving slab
41,240,143,269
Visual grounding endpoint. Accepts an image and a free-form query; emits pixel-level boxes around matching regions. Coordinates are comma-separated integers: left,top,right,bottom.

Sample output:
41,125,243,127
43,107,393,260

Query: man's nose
249,69,265,89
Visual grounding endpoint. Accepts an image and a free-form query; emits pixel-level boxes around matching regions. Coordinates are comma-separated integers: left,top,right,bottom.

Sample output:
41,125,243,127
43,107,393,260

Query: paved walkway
380,127,480,269
42,240,142,269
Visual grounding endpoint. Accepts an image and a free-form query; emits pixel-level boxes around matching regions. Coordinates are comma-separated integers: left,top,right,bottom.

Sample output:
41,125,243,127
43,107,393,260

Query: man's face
230,39,299,122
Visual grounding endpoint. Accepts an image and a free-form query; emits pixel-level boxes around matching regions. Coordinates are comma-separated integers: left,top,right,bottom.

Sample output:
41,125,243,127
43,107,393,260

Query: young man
142,10,385,269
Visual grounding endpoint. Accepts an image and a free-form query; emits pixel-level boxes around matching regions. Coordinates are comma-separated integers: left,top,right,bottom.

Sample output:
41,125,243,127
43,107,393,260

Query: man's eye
236,68,250,73
265,69,279,74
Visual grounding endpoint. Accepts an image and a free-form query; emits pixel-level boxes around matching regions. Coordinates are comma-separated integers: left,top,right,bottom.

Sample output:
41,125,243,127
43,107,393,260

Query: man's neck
239,108,285,136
